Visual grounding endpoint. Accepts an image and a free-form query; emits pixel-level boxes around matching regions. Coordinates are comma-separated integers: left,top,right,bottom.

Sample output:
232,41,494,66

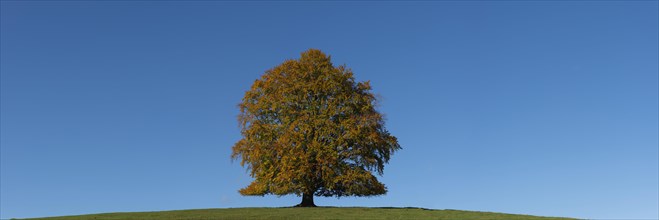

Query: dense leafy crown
232,49,401,198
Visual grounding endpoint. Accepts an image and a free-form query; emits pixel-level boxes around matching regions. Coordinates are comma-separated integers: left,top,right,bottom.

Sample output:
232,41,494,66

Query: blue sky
1,1,657,219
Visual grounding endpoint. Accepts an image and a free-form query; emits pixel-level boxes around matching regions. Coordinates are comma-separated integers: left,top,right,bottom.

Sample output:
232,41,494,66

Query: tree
231,49,401,207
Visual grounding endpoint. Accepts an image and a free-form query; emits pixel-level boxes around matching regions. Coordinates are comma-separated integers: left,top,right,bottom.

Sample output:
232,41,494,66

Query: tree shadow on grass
283,206,434,211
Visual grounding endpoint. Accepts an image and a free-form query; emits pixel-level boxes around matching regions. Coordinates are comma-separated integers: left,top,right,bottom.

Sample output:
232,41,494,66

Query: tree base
294,193,316,207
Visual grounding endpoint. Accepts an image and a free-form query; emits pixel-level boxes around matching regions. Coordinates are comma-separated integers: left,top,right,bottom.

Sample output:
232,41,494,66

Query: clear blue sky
1,1,657,219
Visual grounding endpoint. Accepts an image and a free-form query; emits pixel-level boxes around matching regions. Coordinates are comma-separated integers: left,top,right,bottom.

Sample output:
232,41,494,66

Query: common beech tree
232,49,401,207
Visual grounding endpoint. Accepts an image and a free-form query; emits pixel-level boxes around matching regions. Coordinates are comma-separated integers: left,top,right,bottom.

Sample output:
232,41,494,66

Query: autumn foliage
231,49,401,207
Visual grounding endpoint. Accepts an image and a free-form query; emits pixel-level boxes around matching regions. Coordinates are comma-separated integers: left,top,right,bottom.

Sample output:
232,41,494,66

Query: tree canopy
231,49,401,207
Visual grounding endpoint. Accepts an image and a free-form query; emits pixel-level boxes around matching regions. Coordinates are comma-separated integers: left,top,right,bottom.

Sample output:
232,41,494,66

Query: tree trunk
296,193,316,207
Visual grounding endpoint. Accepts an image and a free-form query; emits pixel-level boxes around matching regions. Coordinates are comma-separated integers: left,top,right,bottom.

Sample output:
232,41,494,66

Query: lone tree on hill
231,49,401,207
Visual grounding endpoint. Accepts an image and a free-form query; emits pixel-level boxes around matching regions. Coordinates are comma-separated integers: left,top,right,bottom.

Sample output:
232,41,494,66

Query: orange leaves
232,49,400,198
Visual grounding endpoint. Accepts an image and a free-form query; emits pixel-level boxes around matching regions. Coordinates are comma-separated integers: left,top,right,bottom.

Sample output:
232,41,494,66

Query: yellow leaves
232,49,400,197
239,181,268,196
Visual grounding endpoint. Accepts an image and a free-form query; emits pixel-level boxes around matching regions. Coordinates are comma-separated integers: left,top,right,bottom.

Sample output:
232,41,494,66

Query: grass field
16,207,576,220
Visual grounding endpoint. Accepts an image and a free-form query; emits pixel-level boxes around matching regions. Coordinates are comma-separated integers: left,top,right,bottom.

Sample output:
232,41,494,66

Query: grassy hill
16,207,576,220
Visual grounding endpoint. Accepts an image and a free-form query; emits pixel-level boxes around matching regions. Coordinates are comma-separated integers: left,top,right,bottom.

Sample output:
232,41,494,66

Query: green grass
16,207,577,220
